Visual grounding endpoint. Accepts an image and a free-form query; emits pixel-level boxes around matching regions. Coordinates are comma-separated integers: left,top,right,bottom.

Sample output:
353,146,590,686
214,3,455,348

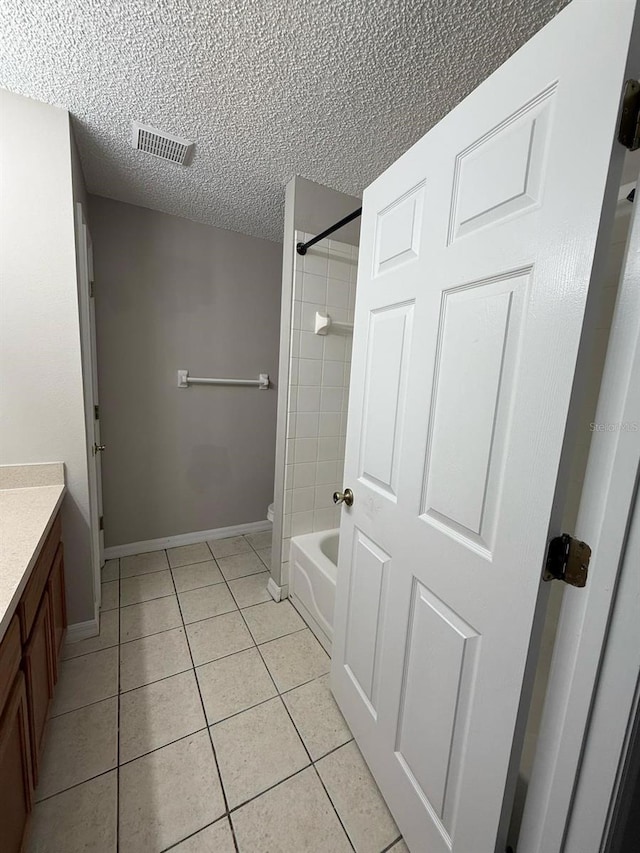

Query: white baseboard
267,577,283,602
267,578,289,602
66,617,100,643
104,519,272,560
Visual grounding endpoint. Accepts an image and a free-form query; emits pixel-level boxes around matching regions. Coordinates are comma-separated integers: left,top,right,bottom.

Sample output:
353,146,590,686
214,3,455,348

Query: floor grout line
204,691,277,729
33,764,117,805
119,724,209,768
159,816,232,853
119,623,185,647
226,762,313,815
168,557,218,570
119,566,171,581
119,591,176,607
181,607,239,627
49,688,120,721
123,578,224,601
380,837,403,852
311,761,358,852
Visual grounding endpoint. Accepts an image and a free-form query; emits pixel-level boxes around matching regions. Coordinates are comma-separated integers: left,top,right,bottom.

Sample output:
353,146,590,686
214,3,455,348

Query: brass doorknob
333,488,354,507
93,444,106,454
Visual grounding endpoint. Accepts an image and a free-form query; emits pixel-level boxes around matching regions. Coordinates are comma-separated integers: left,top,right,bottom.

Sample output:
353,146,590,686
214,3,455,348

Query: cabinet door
23,591,54,783
47,545,66,682
0,671,34,853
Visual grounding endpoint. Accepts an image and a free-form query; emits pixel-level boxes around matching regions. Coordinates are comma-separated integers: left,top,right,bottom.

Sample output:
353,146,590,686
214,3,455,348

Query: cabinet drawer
23,591,54,784
19,512,61,644
0,670,34,853
47,544,66,682
0,616,22,713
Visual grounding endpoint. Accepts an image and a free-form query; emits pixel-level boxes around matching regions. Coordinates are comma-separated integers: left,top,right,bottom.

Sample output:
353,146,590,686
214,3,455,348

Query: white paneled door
330,2,639,851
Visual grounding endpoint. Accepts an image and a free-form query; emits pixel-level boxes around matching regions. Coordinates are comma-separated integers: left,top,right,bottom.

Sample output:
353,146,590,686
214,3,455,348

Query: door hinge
618,79,640,151
89,280,94,298
99,515,104,531
543,534,591,587
94,404,99,420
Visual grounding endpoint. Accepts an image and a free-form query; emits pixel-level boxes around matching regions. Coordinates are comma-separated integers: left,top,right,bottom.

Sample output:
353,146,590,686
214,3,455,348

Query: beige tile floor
28,532,406,853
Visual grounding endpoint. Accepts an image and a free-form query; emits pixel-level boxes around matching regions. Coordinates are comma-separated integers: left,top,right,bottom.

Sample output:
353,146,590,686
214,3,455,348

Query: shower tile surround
28,536,404,852
279,233,357,585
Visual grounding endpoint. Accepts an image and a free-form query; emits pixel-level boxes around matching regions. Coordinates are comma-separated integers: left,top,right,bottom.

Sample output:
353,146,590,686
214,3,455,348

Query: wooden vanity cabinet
47,545,66,681
0,511,66,851
23,590,55,783
0,616,34,853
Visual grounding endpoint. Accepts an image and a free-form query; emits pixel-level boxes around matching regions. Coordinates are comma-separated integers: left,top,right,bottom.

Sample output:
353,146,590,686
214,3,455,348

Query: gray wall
89,196,282,548
0,90,94,624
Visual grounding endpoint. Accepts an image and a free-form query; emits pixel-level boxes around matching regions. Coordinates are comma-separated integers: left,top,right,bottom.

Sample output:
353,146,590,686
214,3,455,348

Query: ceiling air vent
132,121,194,166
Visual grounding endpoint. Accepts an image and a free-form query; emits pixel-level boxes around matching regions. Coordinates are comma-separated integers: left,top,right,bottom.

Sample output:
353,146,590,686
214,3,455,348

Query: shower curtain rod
296,207,362,255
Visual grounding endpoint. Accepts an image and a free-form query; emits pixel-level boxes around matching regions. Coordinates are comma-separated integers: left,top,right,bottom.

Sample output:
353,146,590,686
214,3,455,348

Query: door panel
344,529,390,718
450,85,555,242
331,3,639,851
374,182,425,275
395,580,480,837
360,303,413,498
422,269,529,553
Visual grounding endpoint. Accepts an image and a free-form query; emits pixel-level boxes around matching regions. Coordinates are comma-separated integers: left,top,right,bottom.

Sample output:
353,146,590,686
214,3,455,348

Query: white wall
0,89,93,624
277,232,357,581
292,177,361,247
271,177,361,591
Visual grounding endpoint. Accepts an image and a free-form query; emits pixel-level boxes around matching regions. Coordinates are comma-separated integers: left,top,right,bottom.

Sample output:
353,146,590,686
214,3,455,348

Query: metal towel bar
177,370,269,389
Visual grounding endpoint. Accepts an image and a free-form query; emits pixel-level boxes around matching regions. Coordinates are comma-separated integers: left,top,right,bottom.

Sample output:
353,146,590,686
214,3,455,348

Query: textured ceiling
0,0,567,242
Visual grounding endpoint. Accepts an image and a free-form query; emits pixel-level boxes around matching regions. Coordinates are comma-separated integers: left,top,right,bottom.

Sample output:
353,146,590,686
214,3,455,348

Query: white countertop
0,464,65,642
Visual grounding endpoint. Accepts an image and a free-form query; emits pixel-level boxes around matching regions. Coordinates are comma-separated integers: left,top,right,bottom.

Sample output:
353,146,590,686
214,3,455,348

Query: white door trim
519,161,640,852
75,201,101,619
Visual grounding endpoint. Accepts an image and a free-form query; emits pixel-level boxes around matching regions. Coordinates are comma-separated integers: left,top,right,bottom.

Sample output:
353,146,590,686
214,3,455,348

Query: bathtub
289,529,339,654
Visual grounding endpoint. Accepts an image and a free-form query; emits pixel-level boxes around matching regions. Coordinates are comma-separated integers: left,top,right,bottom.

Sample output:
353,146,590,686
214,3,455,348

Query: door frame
74,201,102,619
519,164,640,851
